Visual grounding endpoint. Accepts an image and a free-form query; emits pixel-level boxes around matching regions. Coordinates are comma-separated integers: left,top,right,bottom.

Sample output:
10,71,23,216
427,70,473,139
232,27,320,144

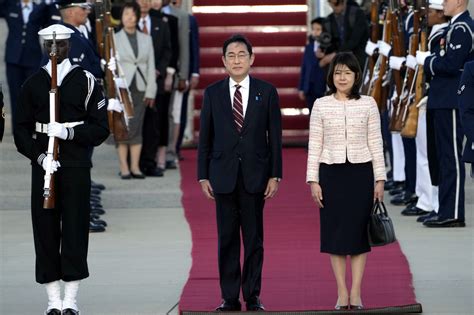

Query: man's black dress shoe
386,180,404,191
90,195,101,202
401,206,430,216
89,221,106,232
45,309,61,315
417,211,437,222
91,181,106,190
215,300,241,311
62,309,79,315
144,168,164,177
246,297,265,311
423,218,466,227
389,186,405,196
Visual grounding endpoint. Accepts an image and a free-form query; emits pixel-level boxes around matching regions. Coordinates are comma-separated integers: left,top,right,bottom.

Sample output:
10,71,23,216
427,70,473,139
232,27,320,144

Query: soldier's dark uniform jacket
458,61,474,162
15,65,108,167
424,11,474,109
13,62,108,284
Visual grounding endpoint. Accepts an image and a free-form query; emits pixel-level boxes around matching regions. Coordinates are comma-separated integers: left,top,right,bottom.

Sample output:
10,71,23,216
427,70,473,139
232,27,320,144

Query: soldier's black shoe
389,186,405,196
91,181,106,190
391,193,417,206
417,211,438,222
90,195,101,202
62,309,79,315
89,221,106,232
90,188,102,196
91,217,107,227
246,297,265,311
90,207,105,215
401,206,430,216
215,300,241,311
45,309,61,315
385,180,403,191
423,218,466,228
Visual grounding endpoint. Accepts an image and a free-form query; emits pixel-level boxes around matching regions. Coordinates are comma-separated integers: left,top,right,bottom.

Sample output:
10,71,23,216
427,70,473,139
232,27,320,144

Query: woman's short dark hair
222,34,253,56
326,52,362,100
120,1,141,29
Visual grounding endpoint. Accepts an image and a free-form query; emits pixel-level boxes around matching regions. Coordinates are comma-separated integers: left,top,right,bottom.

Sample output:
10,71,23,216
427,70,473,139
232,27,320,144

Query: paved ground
1,19,473,315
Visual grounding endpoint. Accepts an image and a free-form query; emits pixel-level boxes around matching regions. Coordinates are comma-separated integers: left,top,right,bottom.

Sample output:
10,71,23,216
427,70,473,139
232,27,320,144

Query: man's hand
200,180,214,200
374,180,385,202
389,56,406,70
298,91,306,101
190,76,199,90
310,182,324,208
264,178,279,199
177,79,187,92
47,122,68,140
315,48,325,59
377,40,392,57
164,73,173,92
144,97,155,108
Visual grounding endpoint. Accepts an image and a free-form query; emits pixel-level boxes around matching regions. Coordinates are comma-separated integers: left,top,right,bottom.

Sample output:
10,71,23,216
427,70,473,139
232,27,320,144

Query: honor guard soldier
458,61,474,173
0,0,50,128
55,0,103,78
415,0,474,227
13,24,109,314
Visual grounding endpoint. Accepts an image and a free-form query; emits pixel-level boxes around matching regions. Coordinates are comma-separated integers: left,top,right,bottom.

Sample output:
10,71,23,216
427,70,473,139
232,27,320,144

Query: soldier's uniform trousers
415,106,439,212
31,164,91,284
391,133,406,182
430,108,465,221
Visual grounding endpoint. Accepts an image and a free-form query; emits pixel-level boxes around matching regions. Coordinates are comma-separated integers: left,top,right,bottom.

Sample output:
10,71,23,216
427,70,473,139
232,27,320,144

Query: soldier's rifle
43,32,60,209
369,7,391,112
391,7,420,132
361,0,380,95
401,0,428,138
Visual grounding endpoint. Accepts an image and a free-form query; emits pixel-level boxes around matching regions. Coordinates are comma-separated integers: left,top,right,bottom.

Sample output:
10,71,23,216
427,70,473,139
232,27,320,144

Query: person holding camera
298,17,328,112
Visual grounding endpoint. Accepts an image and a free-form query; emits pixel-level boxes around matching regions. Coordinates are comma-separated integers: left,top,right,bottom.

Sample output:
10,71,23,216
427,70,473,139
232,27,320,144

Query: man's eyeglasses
225,53,250,61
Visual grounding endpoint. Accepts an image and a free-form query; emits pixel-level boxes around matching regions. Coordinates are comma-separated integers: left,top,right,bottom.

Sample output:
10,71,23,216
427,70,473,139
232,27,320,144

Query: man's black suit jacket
149,15,172,94
198,76,282,194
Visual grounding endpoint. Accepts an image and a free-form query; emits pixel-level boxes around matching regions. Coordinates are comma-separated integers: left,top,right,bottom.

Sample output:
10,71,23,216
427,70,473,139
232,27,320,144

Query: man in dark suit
197,34,282,312
137,0,173,177
0,0,50,128
324,0,369,68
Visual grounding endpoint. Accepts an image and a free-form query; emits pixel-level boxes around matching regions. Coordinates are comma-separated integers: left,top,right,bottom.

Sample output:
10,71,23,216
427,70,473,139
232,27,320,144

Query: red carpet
179,149,421,312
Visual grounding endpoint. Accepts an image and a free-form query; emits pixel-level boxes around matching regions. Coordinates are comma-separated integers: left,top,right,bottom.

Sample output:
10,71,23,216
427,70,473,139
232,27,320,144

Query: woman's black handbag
368,200,396,246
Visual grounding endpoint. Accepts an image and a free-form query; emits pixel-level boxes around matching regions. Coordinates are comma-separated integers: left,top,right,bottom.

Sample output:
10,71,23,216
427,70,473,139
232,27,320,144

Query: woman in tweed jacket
306,52,386,310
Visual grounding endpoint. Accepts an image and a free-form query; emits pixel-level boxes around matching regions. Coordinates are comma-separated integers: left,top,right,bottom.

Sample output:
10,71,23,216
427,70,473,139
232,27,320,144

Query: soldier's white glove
107,98,123,112
47,122,68,140
389,56,406,70
416,95,428,109
406,55,417,70
114,77,127,89
377,40,392,57
365,40,378,56
416,51,431,65
41,155,61,173
107,57,117,73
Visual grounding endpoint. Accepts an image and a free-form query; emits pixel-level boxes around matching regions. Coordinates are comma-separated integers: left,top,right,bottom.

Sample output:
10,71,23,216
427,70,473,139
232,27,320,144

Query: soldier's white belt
35,121,84,133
